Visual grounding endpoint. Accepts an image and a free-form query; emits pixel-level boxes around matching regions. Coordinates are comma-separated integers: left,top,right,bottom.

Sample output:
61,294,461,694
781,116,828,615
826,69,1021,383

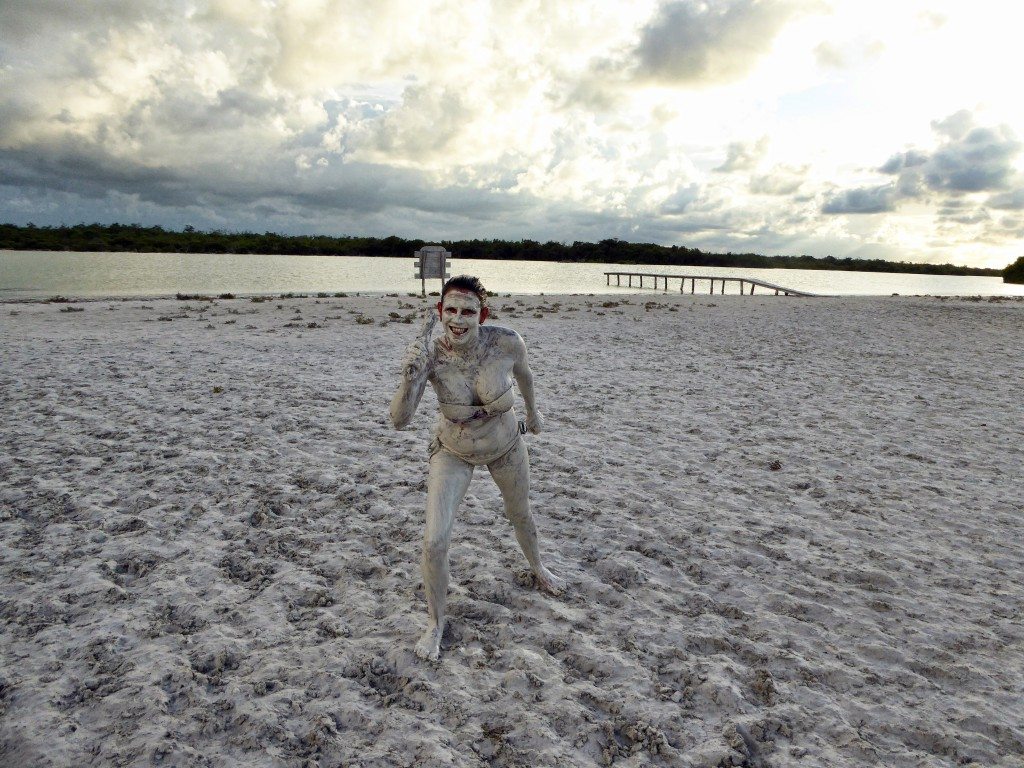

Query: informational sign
414,245,451,295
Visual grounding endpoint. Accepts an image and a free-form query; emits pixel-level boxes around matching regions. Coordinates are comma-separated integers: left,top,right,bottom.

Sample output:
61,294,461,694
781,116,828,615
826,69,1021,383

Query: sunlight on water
1,250,1022,299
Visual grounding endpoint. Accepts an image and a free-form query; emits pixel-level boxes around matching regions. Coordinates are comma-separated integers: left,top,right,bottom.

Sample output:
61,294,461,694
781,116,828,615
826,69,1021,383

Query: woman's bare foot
414,621,444,661
534,566,564,596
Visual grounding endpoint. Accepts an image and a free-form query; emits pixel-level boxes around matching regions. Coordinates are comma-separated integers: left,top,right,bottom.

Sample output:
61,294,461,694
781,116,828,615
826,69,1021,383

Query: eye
461,309,475,316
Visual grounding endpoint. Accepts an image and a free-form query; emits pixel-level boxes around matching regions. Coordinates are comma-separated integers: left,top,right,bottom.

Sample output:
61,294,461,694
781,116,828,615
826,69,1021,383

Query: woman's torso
428,326,519,463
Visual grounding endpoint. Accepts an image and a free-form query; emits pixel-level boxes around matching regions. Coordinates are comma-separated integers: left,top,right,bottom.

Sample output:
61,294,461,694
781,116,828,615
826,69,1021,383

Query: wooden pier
603,272,816,297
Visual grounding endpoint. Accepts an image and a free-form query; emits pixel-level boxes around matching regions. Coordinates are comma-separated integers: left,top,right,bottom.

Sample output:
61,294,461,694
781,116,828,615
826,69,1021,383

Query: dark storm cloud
923,127,1019,192
987,188,1024,211
821,184,895,214
0,142,193,206
0,0,154,40
0,128,532,229
878,149,928,175
824,112,1022,217
634,0,805,85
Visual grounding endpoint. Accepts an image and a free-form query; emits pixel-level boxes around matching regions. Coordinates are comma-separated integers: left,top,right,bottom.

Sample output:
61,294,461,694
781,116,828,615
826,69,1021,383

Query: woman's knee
503,499,534,527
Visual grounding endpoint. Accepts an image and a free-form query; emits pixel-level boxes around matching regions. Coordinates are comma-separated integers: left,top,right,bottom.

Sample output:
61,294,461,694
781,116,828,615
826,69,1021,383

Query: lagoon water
1,250,1021,300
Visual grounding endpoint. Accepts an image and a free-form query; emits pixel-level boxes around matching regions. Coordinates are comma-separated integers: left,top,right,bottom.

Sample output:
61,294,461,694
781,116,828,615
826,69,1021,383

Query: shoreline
4,290,1024,305
2,294,1022,766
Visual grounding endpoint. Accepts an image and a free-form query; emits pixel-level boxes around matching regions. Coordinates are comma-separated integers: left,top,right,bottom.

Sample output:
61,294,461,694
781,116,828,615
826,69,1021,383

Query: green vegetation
0,222,1003,277
1004,255,1024,284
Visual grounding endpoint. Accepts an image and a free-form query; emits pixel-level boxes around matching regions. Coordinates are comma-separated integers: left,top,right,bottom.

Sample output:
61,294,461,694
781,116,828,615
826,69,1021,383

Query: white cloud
0,0,1022,268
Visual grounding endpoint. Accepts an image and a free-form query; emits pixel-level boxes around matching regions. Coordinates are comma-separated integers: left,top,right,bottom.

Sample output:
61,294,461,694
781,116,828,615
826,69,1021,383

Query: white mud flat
1,293,1022,767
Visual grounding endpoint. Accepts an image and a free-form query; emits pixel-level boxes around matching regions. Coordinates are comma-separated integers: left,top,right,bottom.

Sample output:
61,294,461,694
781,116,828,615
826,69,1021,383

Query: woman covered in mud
390,275,562,661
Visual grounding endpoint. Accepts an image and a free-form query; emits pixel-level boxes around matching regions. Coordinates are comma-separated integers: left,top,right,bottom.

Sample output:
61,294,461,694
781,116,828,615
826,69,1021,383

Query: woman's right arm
389,315,435,429
390,363,429,429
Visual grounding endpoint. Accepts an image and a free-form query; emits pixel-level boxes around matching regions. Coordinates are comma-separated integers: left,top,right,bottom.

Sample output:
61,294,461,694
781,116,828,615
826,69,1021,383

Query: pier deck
604,272,816,297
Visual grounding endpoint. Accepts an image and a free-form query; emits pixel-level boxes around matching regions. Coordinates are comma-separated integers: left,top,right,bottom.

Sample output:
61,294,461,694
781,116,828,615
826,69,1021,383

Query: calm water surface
1,250,1021,299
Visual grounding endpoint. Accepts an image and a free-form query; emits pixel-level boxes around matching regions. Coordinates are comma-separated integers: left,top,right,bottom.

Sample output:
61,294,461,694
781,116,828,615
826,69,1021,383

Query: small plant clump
218,293,235,300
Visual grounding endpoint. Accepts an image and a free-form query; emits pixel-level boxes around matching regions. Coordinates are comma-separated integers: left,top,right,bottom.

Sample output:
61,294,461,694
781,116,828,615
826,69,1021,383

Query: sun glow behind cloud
0,0,1021,267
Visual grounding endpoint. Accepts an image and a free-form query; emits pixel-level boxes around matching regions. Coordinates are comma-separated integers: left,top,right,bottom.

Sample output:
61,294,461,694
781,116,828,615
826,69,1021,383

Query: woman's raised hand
403,310,437,377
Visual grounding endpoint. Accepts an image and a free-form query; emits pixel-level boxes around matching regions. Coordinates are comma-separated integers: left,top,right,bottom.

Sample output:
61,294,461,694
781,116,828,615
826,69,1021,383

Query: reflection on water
1,250,1021,299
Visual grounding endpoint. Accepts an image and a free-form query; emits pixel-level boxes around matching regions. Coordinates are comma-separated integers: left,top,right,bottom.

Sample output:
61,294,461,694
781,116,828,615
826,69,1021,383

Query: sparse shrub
218,293,235,299
356,316,374,324
46,295,69,303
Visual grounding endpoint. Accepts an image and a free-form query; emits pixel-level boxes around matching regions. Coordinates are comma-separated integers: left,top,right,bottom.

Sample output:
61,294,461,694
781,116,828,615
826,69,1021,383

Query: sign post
414,245,451,297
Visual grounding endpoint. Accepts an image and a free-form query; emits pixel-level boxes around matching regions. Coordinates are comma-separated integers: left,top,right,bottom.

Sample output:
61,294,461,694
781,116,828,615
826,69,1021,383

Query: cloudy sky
1,0,1021,267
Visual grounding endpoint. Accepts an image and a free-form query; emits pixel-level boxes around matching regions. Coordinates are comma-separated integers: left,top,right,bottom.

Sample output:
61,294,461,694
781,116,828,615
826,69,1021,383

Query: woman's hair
441,275,487,306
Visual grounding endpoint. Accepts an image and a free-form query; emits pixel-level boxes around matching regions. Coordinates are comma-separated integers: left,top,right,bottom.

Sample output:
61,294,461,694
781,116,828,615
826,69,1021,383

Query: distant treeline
0,222,1005,277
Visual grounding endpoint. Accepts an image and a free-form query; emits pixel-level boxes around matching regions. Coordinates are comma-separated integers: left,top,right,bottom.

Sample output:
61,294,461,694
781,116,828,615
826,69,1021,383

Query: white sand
1,292,1022,767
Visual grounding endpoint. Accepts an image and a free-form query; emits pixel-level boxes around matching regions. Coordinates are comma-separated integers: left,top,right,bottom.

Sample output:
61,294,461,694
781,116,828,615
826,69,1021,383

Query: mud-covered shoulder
481,324,523,351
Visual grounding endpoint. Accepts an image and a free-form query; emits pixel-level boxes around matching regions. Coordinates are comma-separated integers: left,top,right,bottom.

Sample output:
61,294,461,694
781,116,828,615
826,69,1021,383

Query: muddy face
438,289,486,350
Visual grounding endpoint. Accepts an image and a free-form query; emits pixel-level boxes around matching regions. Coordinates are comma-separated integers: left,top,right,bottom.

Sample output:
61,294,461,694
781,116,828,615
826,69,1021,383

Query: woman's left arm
511,332,543,434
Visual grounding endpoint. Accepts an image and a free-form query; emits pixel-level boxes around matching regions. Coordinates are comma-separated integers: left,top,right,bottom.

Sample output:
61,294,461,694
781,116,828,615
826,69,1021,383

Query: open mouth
449,326,468,337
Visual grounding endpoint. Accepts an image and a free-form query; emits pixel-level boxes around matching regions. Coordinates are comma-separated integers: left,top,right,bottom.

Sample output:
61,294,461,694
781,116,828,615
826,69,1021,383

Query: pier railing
604,272,816,297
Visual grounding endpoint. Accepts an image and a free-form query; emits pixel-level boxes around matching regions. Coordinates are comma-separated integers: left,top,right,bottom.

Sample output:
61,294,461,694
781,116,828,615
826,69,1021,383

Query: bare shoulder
481,324,524,351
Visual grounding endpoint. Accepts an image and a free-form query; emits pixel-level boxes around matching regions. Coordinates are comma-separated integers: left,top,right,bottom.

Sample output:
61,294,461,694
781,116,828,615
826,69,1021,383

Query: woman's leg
487,439,563,595
415,448,474,661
